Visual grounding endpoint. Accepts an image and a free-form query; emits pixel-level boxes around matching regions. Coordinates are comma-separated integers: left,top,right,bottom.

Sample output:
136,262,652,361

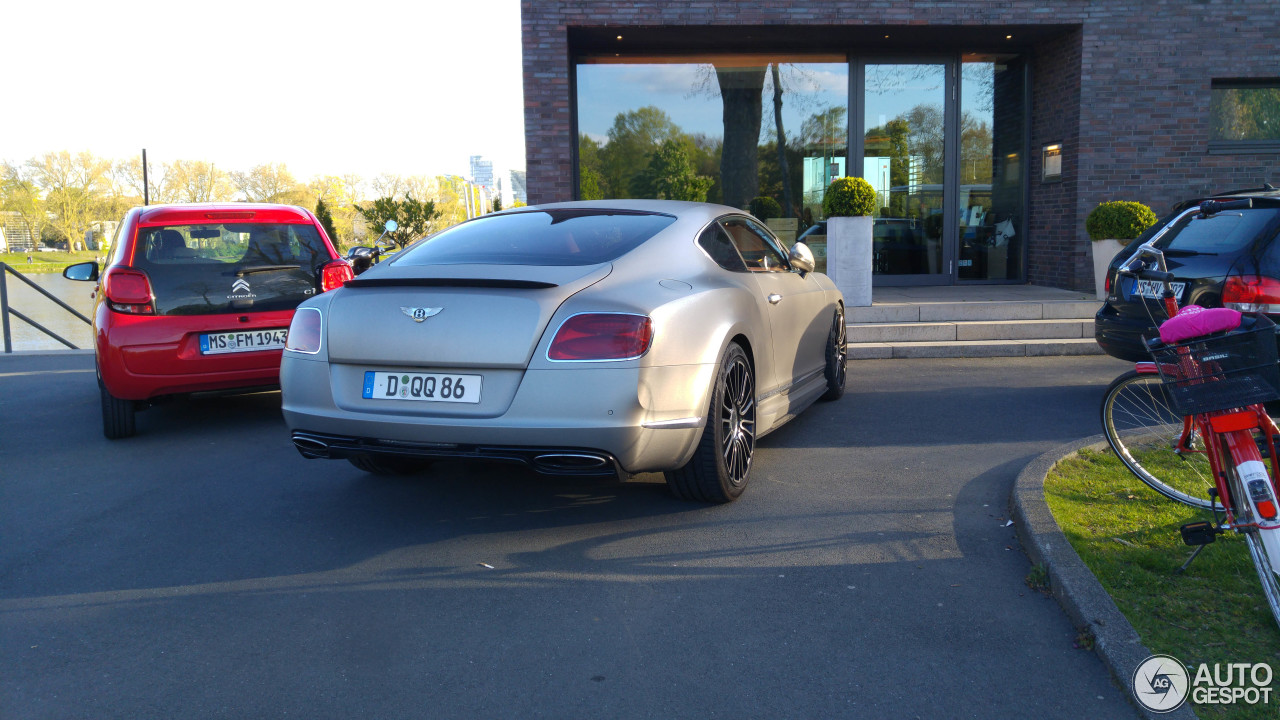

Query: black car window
1160,207,1280,253
697,222,748,272
133,222,329,316
720,216,790,272
392,209,677,267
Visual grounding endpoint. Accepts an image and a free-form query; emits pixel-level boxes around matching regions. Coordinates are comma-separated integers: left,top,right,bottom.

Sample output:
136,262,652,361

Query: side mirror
788,242,815,275
346,246,373,259
63,261,99,282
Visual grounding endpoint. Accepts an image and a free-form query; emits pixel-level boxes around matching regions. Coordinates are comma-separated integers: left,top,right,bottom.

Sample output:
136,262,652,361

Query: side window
721,217,790,272
698,222,748,272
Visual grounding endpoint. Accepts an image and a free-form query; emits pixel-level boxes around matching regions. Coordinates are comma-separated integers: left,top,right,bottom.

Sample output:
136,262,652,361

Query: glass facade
576,52,1027,284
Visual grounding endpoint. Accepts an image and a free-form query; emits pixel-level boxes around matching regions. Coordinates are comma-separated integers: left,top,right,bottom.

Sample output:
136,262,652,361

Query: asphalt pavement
0,351,1141,719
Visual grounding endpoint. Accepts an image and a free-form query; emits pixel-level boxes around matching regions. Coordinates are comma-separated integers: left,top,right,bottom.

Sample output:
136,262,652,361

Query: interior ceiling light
1006,34,1013,39
616,35,623,40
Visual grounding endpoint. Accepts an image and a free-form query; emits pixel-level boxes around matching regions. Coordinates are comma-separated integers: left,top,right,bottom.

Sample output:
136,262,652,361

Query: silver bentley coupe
281,200,846,502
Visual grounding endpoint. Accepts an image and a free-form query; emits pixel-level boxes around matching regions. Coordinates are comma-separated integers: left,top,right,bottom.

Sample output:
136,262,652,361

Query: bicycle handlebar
1200,198,1253,215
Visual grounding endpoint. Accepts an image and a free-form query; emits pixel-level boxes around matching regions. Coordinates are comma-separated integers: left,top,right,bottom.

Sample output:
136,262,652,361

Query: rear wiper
237,264,301,275
1161,249,1217,257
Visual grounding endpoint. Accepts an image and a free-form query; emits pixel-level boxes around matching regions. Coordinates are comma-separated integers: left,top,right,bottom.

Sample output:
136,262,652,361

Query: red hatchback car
64,203,352,438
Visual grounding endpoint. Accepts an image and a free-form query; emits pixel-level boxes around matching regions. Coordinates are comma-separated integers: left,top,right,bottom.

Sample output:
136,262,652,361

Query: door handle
768,293,783,305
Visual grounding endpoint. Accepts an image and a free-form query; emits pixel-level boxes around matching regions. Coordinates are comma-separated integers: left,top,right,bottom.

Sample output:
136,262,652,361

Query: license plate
1130,278,1187,300
200,328,289,354
362,371,482,404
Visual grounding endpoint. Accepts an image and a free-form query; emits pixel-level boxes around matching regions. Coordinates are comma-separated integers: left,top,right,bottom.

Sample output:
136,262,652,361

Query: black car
1094,185,1280,362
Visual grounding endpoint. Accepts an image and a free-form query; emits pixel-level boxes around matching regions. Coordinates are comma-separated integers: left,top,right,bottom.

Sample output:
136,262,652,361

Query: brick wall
522,0,1280,290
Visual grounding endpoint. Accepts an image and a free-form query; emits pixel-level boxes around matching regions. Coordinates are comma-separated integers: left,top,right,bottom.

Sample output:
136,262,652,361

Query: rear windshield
1159,207,1280,253
133,223,330,315
392,209,677,267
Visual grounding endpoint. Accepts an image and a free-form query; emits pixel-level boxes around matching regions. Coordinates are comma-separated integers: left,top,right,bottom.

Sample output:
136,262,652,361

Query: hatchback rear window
1160,207,1280,253
392,209,677,267
133,223,330,315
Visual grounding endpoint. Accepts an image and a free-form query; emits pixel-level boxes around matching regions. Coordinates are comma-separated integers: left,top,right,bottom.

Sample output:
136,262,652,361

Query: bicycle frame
1121,203,1280,533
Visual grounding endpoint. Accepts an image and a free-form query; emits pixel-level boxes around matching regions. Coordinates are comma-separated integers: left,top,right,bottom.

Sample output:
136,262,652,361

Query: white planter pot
825,215,873,307
1090,238,1126,300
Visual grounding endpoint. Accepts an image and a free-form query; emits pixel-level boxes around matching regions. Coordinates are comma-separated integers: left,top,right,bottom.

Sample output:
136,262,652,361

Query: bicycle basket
1150,313,1280,416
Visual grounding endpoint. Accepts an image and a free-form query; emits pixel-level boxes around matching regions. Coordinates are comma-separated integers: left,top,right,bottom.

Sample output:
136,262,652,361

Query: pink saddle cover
1159,305,1242,344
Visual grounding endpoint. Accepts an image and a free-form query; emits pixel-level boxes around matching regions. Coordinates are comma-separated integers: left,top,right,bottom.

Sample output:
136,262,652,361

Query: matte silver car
281,200,846,502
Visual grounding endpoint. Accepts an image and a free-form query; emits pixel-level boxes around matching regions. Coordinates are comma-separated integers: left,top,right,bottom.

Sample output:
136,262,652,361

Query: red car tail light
549,313,653,361
1223,275,1280,313
285,307,323,354
102,268,155,314
320,260,354,292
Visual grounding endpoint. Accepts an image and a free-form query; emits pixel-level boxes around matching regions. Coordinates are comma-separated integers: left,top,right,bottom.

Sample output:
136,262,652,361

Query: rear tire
348,454,433,476
664,343,755,503
1101,369,1215,509
821,304,846,401
99,377,136,440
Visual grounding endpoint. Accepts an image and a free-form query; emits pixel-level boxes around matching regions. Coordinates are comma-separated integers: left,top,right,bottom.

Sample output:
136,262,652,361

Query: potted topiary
748,196,782,220
1086,200,1158,300
822,176,877,306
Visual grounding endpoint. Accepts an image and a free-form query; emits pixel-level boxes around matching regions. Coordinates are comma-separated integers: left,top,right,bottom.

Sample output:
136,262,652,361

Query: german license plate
1130,279,1186,300
362,371,482,404
200,328,288,354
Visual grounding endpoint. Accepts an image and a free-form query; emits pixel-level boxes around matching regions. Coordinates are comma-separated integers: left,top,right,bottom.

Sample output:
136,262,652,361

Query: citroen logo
401,307,443,323
231,278,252,293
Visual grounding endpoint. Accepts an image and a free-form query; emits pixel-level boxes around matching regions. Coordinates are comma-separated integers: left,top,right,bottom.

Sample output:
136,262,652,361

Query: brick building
520,1,1279,291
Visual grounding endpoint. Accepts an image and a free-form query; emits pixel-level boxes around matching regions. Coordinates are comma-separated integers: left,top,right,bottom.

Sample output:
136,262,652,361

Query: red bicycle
1100,198,1280,628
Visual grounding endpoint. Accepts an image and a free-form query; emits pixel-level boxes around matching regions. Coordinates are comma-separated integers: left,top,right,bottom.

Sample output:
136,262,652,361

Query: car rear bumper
280,354,715,475
97,309,293,399
1093,305,1158,362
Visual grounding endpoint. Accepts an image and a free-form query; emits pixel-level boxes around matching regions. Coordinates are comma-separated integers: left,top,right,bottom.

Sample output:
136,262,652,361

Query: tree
578,134,606,200
1,162,45,249
354,195,441,249
598,106,682,198
315,198,340,245
163,160,234,203
492,196,503,212
230,162,298,202
27,151,111,250
716,66,767,209
629,139,713,201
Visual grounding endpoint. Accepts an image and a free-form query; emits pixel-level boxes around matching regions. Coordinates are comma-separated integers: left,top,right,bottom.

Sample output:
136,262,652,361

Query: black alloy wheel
822,304,847,401
664,343,755,503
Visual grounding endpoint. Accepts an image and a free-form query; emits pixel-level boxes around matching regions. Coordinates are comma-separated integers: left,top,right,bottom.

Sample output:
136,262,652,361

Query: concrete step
849,318,1092,343
847,299,1102,324
846,338,1105,360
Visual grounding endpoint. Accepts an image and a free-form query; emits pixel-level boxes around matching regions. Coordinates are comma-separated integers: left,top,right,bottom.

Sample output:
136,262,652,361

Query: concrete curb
1009,436,1199,720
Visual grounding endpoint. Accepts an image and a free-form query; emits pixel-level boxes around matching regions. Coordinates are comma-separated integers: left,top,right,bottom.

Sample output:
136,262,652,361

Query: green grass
1046,448,1280,719
1,251,101,274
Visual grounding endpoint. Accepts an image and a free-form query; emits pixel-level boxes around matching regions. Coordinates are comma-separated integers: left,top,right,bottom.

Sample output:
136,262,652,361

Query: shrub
749,196,782,220
822,177,877,217
1085,201,1157,241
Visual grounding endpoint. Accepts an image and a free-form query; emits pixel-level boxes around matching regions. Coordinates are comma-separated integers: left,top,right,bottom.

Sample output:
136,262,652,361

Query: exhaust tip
531,453,610,474
292,434,331,459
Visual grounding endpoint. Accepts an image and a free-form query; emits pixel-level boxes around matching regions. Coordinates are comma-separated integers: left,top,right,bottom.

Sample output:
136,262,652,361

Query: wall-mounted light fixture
1042,143,1062,183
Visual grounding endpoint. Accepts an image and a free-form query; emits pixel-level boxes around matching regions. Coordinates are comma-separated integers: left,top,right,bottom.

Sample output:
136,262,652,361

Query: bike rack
0,262,93,353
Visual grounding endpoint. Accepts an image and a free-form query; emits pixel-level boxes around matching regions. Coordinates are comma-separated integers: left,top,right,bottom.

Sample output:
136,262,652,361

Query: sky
3,0,525,185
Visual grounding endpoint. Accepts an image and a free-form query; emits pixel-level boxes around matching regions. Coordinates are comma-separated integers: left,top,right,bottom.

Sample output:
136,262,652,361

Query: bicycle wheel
1101,369,1216,509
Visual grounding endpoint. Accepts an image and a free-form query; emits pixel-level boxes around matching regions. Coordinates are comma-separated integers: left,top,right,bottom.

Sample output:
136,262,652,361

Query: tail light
1104,271,1113,295
102,268,155,314
1223,275,1280,313
548,313,653,361
285,307,323,354
320,260,354,292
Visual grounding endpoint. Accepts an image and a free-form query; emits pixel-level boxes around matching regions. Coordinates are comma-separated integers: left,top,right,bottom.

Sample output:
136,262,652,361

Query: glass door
857,61,952,285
